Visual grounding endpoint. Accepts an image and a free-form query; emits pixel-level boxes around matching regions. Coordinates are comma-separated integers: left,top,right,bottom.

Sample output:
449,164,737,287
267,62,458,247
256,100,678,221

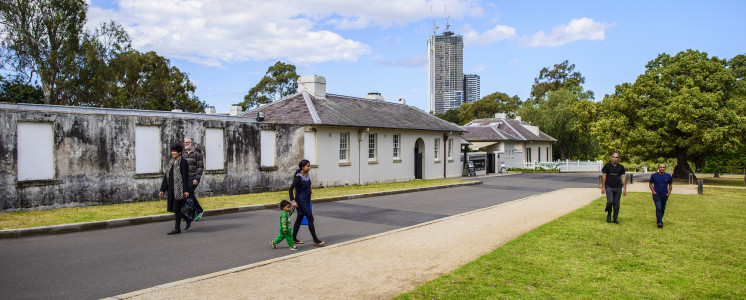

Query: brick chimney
297,75,326,99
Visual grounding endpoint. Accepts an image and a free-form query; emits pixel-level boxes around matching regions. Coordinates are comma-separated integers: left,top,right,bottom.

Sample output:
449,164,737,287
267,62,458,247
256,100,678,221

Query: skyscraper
463,74,481,104
428,30,463,114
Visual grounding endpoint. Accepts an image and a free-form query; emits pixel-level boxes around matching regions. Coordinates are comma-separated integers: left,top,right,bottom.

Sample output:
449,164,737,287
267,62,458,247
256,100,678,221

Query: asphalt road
0,173,599,300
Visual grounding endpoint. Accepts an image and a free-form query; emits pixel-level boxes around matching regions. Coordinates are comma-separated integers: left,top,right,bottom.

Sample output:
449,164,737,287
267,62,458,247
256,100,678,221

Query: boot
167,229,181,235
185,218,192,231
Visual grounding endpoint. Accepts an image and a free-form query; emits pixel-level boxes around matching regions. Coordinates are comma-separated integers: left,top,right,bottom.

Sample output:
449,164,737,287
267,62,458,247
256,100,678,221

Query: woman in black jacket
159,144,192,235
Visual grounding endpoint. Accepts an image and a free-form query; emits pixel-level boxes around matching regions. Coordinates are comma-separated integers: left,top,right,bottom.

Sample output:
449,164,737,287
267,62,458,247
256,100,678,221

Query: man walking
649,163,673,228
601,152,626,224
183,137,205,220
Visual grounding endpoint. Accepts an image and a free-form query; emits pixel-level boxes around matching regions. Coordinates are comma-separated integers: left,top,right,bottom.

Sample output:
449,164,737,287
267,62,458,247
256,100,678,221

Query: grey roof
462,118,556,142
244,92,465,132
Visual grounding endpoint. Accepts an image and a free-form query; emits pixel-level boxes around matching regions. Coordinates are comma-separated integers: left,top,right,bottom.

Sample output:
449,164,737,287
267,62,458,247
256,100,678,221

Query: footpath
107,180,699,300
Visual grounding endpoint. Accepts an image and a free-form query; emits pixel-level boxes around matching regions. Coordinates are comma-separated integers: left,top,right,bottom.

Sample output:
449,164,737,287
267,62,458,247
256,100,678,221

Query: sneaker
657,223,663,228
195,212,204,221
269,241,277,249
289,246,299,251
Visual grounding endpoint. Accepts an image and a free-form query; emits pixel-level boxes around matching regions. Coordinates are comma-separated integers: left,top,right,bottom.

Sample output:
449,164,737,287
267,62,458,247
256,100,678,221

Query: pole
697,178,703,195
598,175,603,189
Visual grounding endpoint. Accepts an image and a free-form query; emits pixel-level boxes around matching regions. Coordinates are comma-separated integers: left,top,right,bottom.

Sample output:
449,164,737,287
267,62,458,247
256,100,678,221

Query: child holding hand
270,200,298,251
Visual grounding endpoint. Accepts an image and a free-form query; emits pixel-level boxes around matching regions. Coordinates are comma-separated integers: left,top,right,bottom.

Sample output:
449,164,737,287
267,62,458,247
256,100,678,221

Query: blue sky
86,0,746,113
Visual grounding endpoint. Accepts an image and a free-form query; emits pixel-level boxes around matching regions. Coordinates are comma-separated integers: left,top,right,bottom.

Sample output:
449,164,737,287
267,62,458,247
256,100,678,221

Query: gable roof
244,91,464,132
462,118,556,142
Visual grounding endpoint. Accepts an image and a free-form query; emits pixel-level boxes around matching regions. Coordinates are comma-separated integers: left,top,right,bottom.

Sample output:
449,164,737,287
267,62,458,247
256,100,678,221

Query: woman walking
159,144,192,235
290,159,325,246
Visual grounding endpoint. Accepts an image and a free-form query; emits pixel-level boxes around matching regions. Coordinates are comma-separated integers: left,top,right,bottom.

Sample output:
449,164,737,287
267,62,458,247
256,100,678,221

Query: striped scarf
169,156,185,200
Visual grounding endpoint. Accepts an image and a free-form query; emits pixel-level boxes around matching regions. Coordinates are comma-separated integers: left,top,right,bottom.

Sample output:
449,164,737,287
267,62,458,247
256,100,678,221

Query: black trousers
189,177,204,214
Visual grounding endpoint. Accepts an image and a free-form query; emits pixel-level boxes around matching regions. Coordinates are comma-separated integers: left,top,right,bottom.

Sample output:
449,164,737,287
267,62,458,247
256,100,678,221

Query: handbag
181,198,195,220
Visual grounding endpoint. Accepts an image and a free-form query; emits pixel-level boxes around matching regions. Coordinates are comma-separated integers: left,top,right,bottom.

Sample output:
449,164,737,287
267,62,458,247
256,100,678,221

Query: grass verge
396,188,746,299
0,179,469,230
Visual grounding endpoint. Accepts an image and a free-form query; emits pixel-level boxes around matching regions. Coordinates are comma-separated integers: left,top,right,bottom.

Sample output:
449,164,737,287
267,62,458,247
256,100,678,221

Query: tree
241,61,299,109
529,60,594,103
519,87,601,160
0,75,44,104
435,91,522,125
0,0,87,105
104,50,205,112
591,50,746,178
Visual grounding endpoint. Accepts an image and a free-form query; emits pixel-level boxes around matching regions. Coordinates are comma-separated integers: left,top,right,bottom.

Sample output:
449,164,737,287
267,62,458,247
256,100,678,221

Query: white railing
524,160,603,172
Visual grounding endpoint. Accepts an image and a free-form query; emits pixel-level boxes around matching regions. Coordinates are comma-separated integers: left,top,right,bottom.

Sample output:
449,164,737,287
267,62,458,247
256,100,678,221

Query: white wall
310,126,463,186
135,126,161,174
17,122,55,181
205,128,224,170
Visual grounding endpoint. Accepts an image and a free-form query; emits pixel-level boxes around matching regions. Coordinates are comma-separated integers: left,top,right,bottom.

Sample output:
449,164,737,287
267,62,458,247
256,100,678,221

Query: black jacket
183,148,204,184
161,157,191,212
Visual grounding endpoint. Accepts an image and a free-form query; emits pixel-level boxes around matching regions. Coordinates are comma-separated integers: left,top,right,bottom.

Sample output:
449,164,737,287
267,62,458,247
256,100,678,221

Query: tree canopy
1,0,205,112
529,60,594,102
590,50,746,178
435,91,521,125
241,61,299,110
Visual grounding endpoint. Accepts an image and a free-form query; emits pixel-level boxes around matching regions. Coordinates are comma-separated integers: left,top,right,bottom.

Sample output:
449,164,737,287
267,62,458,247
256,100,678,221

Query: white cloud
472,64,486,72
87,0,485,66
520,17,613,47
463,23,516,46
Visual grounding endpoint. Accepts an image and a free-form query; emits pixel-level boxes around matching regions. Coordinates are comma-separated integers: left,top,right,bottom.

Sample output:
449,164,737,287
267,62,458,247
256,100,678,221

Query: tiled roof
462,118,556,142
244,92,465,132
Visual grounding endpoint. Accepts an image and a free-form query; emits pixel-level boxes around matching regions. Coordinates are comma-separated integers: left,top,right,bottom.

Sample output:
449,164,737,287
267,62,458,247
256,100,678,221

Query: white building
462,114,556,172
246,75,466,187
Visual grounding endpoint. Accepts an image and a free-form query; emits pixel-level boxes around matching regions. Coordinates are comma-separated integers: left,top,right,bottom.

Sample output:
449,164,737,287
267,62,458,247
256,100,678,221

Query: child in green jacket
270,200,298,250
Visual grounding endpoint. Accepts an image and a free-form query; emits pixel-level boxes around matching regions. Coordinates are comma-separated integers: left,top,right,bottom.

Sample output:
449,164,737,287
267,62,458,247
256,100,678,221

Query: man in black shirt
601,152,626,224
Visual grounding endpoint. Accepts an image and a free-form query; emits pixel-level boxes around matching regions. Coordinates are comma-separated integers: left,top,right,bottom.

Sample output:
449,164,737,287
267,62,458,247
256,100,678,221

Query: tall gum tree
592,50,746,178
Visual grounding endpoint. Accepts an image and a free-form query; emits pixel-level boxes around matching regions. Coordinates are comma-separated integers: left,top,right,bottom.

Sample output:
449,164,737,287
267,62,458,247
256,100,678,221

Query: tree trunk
714,161,720,178
673,151,695,179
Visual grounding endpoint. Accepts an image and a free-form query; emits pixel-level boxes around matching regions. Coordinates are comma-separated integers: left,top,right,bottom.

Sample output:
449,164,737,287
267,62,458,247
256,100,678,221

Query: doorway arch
414,138,425,179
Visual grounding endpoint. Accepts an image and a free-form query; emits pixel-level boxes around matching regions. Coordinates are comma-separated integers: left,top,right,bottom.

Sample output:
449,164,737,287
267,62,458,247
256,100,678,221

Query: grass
0,178,468,230
396,188,746,299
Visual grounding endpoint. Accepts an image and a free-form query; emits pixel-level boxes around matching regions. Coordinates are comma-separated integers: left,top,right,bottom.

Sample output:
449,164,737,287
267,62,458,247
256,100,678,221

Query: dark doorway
487,153,496,173
414,138,424,179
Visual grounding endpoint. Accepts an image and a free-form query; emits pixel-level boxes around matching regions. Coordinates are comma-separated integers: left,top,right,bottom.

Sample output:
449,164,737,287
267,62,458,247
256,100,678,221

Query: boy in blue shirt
649,163,674,228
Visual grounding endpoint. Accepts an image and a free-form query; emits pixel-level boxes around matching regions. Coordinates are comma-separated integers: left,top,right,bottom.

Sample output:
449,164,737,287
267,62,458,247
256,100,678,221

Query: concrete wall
0,103,303,210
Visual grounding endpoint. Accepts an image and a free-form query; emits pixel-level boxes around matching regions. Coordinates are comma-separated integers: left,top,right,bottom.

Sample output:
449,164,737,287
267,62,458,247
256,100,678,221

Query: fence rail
524,160,603,172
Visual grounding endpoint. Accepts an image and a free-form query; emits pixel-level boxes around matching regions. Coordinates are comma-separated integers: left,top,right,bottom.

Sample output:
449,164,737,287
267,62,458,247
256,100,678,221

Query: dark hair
170,144,183,153
294,159,311,175
279,200,292,209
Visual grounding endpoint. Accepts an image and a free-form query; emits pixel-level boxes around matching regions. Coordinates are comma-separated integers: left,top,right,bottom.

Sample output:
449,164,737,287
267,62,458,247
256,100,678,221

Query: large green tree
591,50,746,178
0,0,86,105
520,87,600,160
242,61,299,109
529,60,594,103
435,91,521,125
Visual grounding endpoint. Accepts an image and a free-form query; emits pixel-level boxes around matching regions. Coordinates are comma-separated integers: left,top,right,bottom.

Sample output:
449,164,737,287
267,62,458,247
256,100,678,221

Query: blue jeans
605,187,622,220
653,193,668,224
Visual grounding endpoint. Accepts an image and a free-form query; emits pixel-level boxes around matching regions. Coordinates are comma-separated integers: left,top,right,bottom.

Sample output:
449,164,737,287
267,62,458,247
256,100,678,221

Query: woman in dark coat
159,144,192,235
289,159,325,246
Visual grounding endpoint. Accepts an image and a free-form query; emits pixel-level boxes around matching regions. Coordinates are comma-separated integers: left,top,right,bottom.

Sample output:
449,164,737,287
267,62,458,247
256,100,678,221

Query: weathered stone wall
0,104,304,210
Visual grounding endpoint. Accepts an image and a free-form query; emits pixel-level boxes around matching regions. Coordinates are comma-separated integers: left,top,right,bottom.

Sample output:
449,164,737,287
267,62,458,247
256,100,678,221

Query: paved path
2,173,601,299
115,175,699,299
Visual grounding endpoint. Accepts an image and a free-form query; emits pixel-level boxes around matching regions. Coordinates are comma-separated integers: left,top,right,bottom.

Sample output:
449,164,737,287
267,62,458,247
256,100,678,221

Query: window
368,133,376,160
17,122,54,180
205,128,224,170
135,126,161,174
447,138,453,160
526,148,532,162
304,131,316,165
538,147,541,163
392,134,401,159
339,132,349,161
260,130,276,167
546,147,550,161
434,138,440,160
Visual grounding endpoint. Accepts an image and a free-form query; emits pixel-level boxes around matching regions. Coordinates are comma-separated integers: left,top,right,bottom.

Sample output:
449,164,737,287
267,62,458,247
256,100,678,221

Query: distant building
463,74,481,104
428,30,463,115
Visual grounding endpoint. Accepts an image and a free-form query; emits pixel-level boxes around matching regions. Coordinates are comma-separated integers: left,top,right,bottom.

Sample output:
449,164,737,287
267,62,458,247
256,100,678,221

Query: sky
86,0,746,114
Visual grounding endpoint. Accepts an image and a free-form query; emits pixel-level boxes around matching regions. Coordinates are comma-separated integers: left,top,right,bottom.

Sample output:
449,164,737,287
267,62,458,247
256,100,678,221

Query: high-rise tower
428,30,463,114
463,74,481,104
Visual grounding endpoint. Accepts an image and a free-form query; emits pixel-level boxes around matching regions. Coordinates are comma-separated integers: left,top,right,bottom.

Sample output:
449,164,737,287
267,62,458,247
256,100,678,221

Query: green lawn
0,179,468,230
396,188,746,299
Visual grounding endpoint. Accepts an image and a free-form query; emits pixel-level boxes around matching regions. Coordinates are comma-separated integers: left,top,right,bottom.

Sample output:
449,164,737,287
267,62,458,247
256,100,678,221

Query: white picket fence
524,160,603,172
